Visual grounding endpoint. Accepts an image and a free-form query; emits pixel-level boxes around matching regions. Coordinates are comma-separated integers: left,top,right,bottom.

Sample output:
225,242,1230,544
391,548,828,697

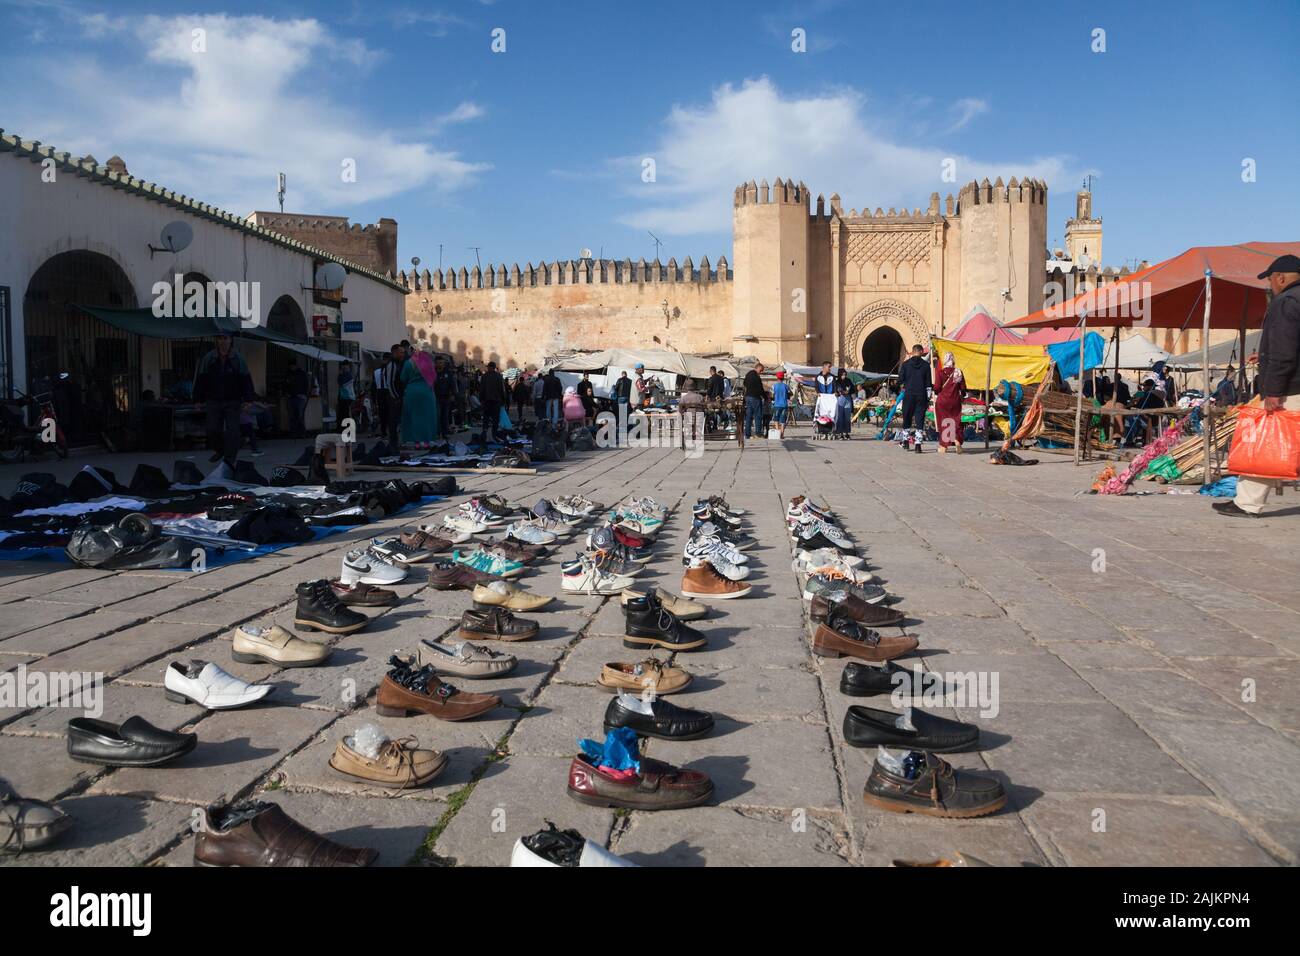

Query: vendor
813,361,838,422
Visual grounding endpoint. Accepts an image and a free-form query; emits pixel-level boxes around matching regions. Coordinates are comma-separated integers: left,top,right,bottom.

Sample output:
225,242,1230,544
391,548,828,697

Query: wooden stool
315,433,353,479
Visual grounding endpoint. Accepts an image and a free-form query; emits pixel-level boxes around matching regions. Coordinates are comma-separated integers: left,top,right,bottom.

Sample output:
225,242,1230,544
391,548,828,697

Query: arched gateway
845,300,930,374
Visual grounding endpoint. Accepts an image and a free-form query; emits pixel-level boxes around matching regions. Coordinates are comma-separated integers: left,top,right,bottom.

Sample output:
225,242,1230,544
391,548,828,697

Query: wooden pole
1073,311,1088,464
1201,270,1214,486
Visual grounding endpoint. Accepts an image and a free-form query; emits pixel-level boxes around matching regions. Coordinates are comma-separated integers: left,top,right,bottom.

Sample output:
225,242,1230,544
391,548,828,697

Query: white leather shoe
509,835,636,867
164,660,273,710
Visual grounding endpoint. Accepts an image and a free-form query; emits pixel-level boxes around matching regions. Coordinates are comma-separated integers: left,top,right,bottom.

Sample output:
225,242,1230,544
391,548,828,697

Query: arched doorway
157,272,213,399
861,326,904,374
23,250,139,442
265,295,307,400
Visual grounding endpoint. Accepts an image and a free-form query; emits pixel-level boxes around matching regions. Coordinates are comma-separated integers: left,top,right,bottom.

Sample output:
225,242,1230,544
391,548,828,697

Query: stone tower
1065,185,1102,268
955,177,1048,323
731,178,811,364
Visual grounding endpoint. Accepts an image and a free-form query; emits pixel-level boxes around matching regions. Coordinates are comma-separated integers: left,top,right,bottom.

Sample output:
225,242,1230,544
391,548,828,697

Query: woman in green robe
399,350,439,444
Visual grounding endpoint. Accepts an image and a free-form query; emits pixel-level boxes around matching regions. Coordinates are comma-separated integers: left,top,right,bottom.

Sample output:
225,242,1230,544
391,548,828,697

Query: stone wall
247,212,398,277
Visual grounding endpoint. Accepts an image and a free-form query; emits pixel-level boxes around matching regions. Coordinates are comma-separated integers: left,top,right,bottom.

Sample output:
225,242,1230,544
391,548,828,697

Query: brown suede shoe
400,530,456,554
428,561,503,590
328,734,447,788
811,617,918,662
329,580,398,607
680,563,751,600
810,591,906,627
597,659,692,695
375,656,500,721
193,803,377,867
458,606,539,642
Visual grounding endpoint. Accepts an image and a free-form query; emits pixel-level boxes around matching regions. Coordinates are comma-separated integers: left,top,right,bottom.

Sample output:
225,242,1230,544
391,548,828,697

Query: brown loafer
428,561,503,590
566,754,713,810
329,580,398,607
812,618,918,662
193,802,378,867
458,606,539,642
375,656,500,721
810,592,905,628
400,530,456,554
597,659,692,695
472,580,554,612
328,734,447,788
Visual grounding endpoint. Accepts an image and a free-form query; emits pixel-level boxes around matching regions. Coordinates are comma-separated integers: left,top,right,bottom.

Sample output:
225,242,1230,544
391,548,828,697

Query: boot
623,594,707,651
294,579,368,634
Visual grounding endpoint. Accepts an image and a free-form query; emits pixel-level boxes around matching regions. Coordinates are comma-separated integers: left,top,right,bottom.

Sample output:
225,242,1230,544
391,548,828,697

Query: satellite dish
159,221,193,254
315,262,347,291
1078,253,1093,269
579,248,593,260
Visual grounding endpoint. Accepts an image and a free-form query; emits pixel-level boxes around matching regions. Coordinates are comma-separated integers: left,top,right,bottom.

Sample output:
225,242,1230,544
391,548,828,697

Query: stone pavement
1,432,1297,867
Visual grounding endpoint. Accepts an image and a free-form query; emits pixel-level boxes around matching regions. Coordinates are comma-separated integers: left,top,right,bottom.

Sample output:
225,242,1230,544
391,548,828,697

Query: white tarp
1101,333,1171,370
547,348,736,379
272,341,348,362
1167,330,1261,369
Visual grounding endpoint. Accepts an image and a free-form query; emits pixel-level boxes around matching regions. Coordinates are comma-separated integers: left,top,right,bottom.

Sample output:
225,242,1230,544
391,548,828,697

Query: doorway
861,325,904,375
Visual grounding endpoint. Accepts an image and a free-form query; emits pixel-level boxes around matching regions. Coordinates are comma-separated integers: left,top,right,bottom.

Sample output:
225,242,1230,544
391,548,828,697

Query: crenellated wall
247,212,398,277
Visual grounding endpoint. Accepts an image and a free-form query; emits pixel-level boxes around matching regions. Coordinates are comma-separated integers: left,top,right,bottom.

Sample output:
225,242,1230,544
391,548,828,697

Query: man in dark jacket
479,361,507,448
1217,254,1300,517
742,362,766,439
194,332,254,466
542,369,564,423
434,356,455,438
285,358,311,439
898,344,932,451
385,343,407,447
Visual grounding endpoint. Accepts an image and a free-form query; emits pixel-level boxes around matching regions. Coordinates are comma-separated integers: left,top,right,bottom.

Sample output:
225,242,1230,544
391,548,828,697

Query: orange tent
1006,241,1300,332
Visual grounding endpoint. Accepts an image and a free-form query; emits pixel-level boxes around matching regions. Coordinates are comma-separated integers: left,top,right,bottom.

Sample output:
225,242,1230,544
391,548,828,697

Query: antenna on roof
468,246,481,270
277,172,286,213
647,231,663,260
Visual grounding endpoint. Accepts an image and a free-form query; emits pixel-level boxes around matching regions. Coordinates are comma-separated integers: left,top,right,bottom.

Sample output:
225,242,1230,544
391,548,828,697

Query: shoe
472,580,554,612
844,705,980,752
443,513,487,535
684,533,748,566
1212,500,1259,518
398,529,456,554
458,606,539,642
164,660,273,710
811,617,918,662
840,660,910,696
476,493,521,520
295,579,369,634
791,516,852,548
0,788,72,854
328,734,447,788
589,547,643,578
562,555,635,595
233,623,331,667
419,639,517,679
370,537,431,564
329,580,398,607
797,546,865,569
703,495,744,516
341,548,407,587
603,692,713,740
553,496,601,519
510,823,634,867
680,563,751,600
804,573,887,604
421,522,472,544
597,659,692,695
623,593,708,651
376,656,500,721
692,519,752,550
66,716,197,768
193,802,378,867
452,548,525,579
483,536,549,562
863,750,1007,818
612,525,652,550
620,587,707,621
567,754,713,811
625,495,670,518
508,520,558,545
793,552,876,584
428,560,503,590
810,591,905,627
587,526,651,562
793,528,857,555
915,442,922,454
892,852,992,868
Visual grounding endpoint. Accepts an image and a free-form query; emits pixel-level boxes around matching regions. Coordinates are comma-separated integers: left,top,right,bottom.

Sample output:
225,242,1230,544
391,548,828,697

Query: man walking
1216,254,1300,517
385,343,407,448
742,362,766,440
285,357,310,439
194,332,253,467
479,361,507,449
542,368,564,423
898,344,932,452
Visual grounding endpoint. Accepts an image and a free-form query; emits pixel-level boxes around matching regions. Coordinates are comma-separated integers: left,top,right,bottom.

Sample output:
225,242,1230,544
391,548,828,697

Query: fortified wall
399,258,734,369
247,213,399,278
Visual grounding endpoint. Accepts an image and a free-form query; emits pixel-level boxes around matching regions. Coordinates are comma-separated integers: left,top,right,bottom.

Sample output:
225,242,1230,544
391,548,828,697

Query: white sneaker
164,660,273,710
685,551,749,582
443,513,487,535
561,555,635,595
684,534,748,567
508,520,558,545
792,552,877,584
625,496,669,518
341,548,407,586
796,547,865,570
371,537,431,564
420,522,471,544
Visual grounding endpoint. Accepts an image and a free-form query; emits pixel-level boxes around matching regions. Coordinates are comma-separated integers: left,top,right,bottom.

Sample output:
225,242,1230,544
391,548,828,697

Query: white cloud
10,13,487,214
618,77,1072,236
947,97,989,132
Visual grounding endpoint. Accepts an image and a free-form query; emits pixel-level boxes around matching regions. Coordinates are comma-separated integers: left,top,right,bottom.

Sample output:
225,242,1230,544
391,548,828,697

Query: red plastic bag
1227,406,1300,480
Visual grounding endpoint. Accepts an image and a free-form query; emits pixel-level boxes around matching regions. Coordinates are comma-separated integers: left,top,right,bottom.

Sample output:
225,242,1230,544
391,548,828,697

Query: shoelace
375,736,421,790
1,792,32,855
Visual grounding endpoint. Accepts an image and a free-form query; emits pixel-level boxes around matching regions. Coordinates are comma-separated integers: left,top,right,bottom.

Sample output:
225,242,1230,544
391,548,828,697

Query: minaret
1065,182,1103,267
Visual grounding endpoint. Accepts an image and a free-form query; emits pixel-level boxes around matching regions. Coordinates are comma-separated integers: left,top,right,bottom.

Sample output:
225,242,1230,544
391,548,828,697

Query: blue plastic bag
578,727,641,771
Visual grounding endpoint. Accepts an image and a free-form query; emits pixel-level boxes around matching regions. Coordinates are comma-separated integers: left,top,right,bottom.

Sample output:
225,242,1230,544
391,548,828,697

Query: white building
0,128,407,441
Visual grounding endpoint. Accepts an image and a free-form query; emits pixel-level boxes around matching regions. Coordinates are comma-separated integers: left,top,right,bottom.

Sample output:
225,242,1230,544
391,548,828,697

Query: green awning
75,306,345,362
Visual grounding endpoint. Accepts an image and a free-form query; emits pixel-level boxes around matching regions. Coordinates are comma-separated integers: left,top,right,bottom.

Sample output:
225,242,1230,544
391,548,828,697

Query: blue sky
4,0,1298,276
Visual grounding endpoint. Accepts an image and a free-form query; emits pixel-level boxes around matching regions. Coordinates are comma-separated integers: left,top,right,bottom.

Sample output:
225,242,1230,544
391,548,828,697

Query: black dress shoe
624,595,707,652
843,705,979,752
66,716,197,767
603,695,714,740
840,661,910,697
1212,500,1258,518
295,580,368,634
864,751,1006,818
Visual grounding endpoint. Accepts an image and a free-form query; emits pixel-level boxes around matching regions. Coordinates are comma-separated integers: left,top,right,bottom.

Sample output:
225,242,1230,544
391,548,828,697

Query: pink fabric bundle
1099,416,1187,495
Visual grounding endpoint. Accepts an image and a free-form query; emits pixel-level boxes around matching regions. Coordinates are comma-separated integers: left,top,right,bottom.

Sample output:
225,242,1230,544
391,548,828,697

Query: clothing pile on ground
0,461,454,568
789,493,1009,819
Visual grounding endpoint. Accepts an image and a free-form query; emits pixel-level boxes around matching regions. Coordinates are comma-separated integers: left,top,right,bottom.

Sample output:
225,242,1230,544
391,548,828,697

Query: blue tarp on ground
1046,332,1107,379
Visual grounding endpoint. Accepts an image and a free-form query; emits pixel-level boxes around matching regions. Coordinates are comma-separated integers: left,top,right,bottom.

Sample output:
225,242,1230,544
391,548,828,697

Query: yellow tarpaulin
931,337,1050,390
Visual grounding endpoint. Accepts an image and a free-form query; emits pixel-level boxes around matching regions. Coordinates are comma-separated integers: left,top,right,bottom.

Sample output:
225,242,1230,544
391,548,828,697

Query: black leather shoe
1212,500,1258,518
624,595,707,652
843,705,979,752
603,695,714,740
840,661,910,697
864,751,1006,818
67,716,197,767
295,579,368,634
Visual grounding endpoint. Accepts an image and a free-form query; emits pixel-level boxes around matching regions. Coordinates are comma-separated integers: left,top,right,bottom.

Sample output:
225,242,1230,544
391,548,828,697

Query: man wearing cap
193,332,254,467
1215,254,1300,517
772,369,790,438
633,363,651,409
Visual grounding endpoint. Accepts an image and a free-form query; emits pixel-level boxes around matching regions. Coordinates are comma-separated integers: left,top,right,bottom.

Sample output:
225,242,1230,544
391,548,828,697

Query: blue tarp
1046,332,1107,378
